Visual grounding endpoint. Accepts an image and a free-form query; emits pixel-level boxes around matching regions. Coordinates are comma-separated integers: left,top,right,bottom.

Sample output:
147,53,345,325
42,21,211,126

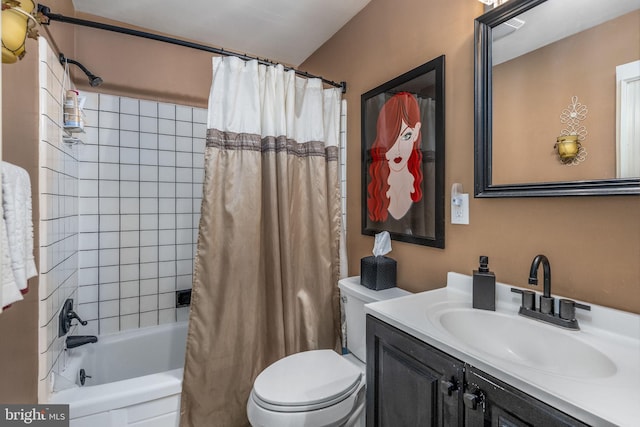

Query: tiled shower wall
76,93,206,335
37,37,80,401
78,93,206,334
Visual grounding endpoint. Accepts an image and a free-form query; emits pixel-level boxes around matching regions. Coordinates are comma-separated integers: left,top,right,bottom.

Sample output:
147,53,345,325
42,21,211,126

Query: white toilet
247,276,411,427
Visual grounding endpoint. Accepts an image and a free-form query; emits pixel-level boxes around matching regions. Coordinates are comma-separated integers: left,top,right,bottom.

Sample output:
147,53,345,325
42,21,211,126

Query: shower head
88,74,103,87
59,53,103,87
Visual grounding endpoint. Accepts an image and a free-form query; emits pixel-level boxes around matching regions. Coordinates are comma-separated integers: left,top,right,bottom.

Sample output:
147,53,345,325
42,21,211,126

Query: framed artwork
361,55,445,248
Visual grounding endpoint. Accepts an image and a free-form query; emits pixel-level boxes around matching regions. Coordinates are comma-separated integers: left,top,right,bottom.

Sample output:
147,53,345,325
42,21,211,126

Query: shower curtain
180,57,344,427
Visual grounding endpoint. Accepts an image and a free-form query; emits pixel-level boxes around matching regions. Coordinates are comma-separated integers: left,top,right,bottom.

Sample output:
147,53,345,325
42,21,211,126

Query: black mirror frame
474,0,640,198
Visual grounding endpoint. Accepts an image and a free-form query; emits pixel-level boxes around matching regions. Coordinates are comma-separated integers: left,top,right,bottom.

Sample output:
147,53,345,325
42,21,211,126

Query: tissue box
360,256,397,290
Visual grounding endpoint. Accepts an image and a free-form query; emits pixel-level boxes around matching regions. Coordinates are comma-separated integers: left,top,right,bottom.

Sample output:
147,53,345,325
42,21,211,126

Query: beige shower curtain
180,57,344,427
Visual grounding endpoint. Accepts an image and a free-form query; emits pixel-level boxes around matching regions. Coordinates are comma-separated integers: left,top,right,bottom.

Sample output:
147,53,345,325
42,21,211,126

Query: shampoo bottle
473,255,495,311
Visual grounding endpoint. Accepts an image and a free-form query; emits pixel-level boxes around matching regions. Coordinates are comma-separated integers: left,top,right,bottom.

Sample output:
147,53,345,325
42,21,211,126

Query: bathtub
50,321,188,427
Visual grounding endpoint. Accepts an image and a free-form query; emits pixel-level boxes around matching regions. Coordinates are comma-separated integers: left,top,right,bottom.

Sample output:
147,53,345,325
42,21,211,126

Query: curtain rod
37,4,347,94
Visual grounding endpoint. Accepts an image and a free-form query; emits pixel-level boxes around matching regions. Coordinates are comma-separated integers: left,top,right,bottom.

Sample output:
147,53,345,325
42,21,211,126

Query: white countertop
364,272,640,427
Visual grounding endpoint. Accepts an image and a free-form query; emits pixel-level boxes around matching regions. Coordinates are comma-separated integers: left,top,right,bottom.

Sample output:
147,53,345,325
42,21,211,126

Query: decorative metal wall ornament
555,96,588,165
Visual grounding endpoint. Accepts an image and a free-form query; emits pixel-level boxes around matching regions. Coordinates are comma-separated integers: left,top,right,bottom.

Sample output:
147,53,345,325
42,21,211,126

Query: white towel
1,210,23,308
2,161,37,304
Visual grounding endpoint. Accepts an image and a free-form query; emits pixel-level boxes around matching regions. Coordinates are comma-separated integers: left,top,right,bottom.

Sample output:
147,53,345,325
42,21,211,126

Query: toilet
247,276,411,427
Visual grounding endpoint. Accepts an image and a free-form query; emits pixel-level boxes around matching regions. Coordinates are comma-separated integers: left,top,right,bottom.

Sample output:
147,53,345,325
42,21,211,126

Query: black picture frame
361,55,445,248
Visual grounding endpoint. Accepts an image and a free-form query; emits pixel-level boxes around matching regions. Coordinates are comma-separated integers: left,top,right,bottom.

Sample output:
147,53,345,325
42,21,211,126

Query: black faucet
66,335,98,349
529,254,551,298
511,254,590,330
528,254,554,314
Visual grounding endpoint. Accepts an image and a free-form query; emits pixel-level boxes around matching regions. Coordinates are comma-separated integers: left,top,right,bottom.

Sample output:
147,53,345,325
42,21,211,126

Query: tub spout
66,335,98,349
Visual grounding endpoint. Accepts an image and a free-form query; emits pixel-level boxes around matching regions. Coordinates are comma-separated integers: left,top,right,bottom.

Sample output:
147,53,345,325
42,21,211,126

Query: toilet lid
253,349,362,408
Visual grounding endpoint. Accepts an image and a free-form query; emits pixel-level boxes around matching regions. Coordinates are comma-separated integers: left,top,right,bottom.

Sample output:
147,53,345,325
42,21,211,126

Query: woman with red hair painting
367,92,423,232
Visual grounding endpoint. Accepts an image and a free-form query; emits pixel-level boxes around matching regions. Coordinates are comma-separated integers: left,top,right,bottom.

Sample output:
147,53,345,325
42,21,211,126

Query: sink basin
435,308,617,378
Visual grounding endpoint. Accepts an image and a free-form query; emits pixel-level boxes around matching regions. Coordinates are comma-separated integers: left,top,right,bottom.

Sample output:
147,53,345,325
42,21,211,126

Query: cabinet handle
440,379,458,396
463,391,484,411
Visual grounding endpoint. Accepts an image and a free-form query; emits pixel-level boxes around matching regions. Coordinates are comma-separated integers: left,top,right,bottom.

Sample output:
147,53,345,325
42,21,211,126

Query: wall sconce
554,96,588,165
1,0,41,63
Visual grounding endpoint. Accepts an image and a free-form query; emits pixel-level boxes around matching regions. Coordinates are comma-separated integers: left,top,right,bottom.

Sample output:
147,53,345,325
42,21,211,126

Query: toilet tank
338,277,411,362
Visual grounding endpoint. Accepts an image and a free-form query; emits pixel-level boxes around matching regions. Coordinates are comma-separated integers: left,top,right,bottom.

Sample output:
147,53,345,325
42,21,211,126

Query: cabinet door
463,366,589,427
366,315,464,427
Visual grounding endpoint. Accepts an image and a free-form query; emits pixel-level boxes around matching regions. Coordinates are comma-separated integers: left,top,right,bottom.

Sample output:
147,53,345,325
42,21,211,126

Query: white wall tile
99,248,119,266
120,297,139,315
120,281,140,298
159,309,176,324
99,232,120,249
120,198,139,214
140,311,158,327
140,294,158,312
120,147,140,164
79,250,99,268
176,136,192,152
120,97,139,115
99,197,120,214
78,285,99,304
140,100,157,117
120,114,139,131
193,108,207,124
140,117,158,134
140,279,158,296
99,317,119,334
120,164,139,181
99,128,119,146
120,314,139,331
99,146,120,163
120,215,139,231
79,162,99,180
158,230,175,245
99,299,120,317
140,247,158,263
83,91,99,110
176,105,192,122
99,111,120,129
158,135,176,151
120,264,139,282
120,130,139,148
176,121,192,137
140,149,158,166
99,94,120,112
158,103,175,119
140,230,158,246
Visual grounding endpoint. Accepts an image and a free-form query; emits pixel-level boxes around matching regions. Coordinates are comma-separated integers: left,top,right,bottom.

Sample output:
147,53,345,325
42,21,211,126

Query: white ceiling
71,0,372,66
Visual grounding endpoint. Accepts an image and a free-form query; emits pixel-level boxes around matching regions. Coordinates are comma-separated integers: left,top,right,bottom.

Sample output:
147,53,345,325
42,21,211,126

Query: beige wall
0,0,74,403
0,39,40,404
493,10,640,184
301,0,640,313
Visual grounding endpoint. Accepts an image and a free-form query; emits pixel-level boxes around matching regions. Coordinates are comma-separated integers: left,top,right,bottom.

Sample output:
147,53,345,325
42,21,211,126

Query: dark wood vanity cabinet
366,315,464,426
366,316,589,427
463,367,588,427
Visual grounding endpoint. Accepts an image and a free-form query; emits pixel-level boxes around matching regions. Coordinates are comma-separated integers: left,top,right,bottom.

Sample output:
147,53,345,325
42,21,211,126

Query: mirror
474,0,640,197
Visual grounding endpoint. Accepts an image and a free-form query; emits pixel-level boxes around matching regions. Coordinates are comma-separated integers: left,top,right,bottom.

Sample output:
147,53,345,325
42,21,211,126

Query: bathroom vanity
365,273,640,426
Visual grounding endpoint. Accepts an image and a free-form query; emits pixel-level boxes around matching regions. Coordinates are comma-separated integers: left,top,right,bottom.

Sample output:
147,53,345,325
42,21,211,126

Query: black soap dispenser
473,255,495,311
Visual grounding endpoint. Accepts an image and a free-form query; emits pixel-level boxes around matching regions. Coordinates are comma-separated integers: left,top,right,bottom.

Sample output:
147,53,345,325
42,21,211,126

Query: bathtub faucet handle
68,310,88,326
58,299,88,337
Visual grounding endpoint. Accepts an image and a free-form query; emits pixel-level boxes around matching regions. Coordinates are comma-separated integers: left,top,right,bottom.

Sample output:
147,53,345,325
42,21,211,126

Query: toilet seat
252,349,363,412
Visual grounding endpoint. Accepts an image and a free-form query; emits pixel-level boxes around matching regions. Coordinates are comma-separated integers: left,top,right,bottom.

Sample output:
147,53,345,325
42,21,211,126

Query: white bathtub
50,321,188,427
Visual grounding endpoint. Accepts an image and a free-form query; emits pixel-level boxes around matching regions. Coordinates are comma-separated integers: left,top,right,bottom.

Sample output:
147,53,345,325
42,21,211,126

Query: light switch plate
451,193,469,225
